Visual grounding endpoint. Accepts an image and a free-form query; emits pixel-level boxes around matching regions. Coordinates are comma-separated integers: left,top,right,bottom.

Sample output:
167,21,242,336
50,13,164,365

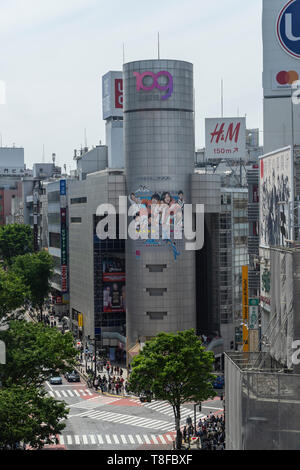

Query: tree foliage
0,268,28,321
128,329,216,449
0,385,68,450
0,224,33,265
12,251,54,312
0,320,77,388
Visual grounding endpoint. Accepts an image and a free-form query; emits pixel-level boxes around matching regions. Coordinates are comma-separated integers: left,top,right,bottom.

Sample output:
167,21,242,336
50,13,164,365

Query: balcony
248,236,259,255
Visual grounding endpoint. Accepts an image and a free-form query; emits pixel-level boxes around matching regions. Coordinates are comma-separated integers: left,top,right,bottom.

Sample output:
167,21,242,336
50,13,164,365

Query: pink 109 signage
133,71,173,100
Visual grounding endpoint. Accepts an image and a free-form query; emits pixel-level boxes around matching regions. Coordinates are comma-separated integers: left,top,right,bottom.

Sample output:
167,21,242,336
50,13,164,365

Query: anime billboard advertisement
128,187,186,261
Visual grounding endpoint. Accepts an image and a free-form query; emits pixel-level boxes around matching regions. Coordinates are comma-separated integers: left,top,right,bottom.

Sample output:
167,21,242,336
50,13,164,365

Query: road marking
143,435,151,444
128,435,135,444
59,436,64,445
61,390,68,398
73,390,80,397
97,435,103,444
75,435,80,445
167,435,173,442
90,435,96,445
136,435,143,445
158,435,167,444
48,391,55,398
67,435,72,445
120,435,127,444
55,391,61,398
151,435,158,444
80,390,87,396
46,381,54,392
106,435,112,444
113,435,119,444
67,390,74,397
82,435,88,445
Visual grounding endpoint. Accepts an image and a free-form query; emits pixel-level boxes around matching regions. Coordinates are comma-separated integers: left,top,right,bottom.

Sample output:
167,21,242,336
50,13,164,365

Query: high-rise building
123,59,196,351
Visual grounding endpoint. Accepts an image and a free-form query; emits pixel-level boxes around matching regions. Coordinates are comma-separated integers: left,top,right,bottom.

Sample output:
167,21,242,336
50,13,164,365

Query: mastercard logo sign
276,70,299,85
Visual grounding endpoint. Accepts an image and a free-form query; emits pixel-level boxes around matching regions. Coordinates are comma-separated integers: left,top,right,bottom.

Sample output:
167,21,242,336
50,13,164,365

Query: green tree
128,329,216,449
0,320,77,388
12,251,54,320
0,267,28,322
0,385,68,449
0,224,33,265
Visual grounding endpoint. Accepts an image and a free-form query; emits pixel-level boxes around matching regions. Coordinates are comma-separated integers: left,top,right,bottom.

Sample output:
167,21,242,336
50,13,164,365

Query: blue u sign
277,0,300,58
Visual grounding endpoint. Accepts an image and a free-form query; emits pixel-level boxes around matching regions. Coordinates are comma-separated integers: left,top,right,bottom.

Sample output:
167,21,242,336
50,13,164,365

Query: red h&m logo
115,79,123,109
210,121,241,144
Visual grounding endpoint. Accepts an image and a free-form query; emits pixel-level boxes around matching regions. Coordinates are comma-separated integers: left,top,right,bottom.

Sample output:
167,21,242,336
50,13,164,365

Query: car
67,371,80,383
139,391,152,403
50,375,62,385
213,375,225,389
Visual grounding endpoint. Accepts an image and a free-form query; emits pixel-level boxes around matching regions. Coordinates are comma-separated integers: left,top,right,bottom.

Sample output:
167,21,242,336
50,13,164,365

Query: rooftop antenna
221,78,224,118
52,153,56,166
84,128,87,148
158,32,160,60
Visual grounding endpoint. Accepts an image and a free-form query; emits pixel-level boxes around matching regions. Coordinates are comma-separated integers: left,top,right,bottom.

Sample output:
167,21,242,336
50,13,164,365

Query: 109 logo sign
133,71,173,100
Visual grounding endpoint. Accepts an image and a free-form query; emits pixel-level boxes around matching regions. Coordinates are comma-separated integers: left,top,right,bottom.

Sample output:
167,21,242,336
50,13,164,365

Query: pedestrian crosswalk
48,389,95,399
70,409,174,431
142,400,206,425
54,432,175,447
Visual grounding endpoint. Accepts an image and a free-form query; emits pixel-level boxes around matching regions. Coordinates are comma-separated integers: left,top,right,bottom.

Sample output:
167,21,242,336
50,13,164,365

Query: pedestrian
183,426,187,443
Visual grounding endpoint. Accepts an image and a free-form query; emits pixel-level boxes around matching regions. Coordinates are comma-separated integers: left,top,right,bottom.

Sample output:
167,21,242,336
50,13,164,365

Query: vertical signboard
205,117,246,161
102,71,123,120
242,266,249,352
60,180,68,294
249,298,259,329
263,0,300,97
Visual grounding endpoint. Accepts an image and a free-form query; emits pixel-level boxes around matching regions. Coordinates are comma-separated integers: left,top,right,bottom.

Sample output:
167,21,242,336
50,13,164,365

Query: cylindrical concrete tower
124,59,196,350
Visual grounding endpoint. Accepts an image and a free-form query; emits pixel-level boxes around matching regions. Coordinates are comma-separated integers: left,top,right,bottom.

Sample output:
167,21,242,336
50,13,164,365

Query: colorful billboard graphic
102,253,125,313
259,146,293,248
103,282,125,313
205,117,246,161
128,187,185,261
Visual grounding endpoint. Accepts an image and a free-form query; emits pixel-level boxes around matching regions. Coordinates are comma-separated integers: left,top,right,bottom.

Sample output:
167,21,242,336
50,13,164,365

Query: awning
128,342,141,358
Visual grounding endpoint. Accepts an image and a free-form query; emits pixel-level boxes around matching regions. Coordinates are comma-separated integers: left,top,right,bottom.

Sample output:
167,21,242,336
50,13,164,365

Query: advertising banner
128,187,185,261
242,265,249,352
259,146,293,248
205,117,246,161
60,206,68,293
263,0,300,97
102,253,125,313
102,71,123,120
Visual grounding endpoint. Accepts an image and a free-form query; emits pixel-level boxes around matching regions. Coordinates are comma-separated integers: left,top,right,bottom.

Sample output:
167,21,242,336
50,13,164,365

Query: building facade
123,59,196,351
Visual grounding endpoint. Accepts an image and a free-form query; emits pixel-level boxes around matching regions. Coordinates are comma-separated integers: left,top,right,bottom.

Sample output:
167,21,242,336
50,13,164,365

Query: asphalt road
44,377,224,450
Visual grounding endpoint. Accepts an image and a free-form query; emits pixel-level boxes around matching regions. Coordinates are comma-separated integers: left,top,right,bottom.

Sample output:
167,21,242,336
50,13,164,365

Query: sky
0,0,263,171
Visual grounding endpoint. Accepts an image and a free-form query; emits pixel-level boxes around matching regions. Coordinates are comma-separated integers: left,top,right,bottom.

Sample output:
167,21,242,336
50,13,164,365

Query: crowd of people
195,414,225,450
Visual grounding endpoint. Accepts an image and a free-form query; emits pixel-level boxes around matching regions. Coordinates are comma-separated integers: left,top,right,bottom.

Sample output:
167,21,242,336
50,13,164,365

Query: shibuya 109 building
123,60,197,350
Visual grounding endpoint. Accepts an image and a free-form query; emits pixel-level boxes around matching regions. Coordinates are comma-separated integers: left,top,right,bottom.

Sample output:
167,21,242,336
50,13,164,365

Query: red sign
115,79,123,109
61,265,67,292
103,273,125,283
56,296,62,304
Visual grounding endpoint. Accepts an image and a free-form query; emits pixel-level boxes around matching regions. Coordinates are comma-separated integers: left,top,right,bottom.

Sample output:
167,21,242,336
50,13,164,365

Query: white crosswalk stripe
57,432,175,447
70,408,173,430
143,400,206,426
48,388,97,399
